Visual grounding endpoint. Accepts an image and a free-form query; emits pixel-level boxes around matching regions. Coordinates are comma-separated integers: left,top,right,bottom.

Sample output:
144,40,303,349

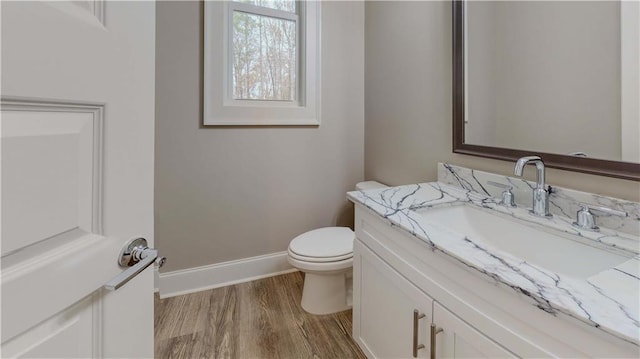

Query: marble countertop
348,182,640,345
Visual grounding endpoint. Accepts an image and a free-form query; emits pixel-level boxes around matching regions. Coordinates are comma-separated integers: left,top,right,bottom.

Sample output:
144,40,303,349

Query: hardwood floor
155,271,366,359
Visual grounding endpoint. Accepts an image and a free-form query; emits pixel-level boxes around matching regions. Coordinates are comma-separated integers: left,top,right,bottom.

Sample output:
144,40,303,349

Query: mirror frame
452,1,640,181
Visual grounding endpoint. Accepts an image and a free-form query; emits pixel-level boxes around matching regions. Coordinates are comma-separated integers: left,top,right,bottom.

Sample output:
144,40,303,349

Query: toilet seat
288,227,354,263
288,250,353,263
287,254,353,273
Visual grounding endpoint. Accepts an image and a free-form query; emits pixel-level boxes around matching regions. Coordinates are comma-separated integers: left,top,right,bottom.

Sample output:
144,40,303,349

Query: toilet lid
289,227,354,260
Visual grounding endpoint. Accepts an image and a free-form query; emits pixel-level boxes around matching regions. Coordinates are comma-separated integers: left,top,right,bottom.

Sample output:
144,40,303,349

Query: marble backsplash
438,163,640,237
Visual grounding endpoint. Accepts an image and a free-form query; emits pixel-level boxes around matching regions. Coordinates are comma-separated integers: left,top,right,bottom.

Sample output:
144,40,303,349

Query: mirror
453,1,640,180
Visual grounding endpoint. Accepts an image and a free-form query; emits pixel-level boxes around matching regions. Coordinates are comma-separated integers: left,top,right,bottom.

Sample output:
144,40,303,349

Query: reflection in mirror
453,0,640,180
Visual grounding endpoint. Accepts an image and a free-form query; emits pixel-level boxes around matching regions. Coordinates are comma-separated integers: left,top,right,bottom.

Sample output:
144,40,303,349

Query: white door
1,1,156,358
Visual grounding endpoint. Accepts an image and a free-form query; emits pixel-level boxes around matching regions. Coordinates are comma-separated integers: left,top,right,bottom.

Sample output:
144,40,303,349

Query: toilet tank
356,181,387,191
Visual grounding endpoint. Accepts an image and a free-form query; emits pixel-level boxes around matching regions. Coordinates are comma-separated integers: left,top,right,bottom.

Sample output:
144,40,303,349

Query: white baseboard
157,251,297,299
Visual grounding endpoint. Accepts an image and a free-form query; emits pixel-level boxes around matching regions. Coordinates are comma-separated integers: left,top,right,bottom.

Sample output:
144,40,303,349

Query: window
204,0,320,126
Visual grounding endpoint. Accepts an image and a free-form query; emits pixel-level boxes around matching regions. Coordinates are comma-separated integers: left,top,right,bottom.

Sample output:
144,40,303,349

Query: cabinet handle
430,323,443,359
413,310,426,357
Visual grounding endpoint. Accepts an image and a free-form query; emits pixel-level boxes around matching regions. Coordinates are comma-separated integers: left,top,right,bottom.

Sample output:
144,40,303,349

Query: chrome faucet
514,156,552,218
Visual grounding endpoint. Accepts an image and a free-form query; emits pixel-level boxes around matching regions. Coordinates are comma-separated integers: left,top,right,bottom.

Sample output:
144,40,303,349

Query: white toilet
287,181,387,315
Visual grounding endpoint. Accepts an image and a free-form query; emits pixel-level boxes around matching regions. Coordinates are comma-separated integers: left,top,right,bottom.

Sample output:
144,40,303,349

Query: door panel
1,231,115,343
1,102,102,256
2,295,96,358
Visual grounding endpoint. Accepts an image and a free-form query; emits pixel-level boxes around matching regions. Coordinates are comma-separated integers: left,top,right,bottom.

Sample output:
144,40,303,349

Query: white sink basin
417,205,632,279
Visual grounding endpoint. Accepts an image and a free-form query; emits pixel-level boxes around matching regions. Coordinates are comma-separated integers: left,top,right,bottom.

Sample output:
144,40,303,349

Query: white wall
155,1,364,272
365,1,639,202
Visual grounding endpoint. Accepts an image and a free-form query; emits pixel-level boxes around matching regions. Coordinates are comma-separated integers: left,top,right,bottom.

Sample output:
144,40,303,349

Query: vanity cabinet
352,205,639,358
354,239,514,359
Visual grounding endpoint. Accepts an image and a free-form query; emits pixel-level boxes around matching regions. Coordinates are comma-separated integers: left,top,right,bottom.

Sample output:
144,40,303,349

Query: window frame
203,0,321,126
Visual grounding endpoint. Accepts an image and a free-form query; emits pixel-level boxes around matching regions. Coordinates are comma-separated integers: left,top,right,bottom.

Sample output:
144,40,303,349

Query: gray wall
364,1,639,202
465,1,498,146
156,1,364,272
364,0,452,185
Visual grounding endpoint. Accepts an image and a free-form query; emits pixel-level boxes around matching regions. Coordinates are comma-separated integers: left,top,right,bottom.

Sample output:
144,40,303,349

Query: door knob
104,237,165,291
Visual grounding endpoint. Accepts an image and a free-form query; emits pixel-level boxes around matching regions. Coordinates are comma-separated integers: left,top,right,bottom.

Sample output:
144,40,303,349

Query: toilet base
300,270,352,315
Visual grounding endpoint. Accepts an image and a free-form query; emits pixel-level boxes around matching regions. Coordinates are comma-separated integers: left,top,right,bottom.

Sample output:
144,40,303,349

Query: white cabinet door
1,1,155,358
432,302,516,359
354,240,433,359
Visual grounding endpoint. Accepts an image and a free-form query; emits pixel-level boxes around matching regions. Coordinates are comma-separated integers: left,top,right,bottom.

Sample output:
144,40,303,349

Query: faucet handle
573,203,628,231
487,181,516,207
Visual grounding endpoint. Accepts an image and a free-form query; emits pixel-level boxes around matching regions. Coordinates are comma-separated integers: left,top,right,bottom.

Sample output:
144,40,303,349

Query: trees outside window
231,4,297,101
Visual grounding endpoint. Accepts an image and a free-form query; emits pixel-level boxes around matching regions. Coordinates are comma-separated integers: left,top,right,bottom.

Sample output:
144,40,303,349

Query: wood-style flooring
154,271,366,359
